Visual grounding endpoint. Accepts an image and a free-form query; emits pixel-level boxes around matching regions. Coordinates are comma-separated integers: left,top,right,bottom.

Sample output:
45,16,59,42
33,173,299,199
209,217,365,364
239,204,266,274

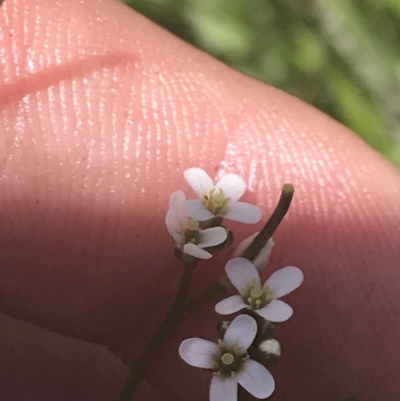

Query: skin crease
0,0,399,400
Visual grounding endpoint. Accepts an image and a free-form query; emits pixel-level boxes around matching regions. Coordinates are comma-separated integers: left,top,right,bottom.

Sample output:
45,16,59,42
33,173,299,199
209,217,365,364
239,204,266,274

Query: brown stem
242,184,294,261
116,259,197,401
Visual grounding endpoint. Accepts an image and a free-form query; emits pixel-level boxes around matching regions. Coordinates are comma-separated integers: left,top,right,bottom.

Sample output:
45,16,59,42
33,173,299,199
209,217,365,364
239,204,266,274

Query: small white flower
215,258,303,322
179,314,275,401
166,190,227,259
184,168,262,224
232,233,275,270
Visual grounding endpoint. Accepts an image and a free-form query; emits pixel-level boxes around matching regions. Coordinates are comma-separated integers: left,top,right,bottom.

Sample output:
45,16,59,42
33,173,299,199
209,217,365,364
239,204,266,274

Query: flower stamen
202,188,230,216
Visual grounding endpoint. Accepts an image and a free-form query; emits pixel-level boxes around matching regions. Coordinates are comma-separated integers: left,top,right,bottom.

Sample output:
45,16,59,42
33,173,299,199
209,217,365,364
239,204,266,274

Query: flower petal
168,190,189,228
210,375,238,401
198,227,227,247
237,359,275,399
183,243,212,259
225,202,262,224
184,168,214,197
185,199,215,221
225,258,261,294
215,173,246,202
165,210,182,244
223,314,257,351
253,238,275,270
232,234,275,270
266,266,304,298
215,295,246,315
256,300,293,322
179,338,219,369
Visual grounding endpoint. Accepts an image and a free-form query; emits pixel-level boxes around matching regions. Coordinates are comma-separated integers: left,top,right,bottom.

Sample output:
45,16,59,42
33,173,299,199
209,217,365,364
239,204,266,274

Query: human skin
0,0,399,400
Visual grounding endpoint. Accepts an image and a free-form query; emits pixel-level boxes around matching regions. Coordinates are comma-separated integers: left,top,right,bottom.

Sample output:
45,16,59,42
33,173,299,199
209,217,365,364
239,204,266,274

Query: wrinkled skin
0,1,399,400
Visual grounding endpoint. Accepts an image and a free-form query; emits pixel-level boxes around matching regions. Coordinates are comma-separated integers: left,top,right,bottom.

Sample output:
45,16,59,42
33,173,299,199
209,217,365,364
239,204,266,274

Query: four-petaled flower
184,168,262,224
215,258,303,322
166,190,228,259
179,314,275,401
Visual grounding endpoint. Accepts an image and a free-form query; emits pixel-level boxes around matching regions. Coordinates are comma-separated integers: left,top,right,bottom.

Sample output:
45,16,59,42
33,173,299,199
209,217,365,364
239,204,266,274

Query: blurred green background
122,0,400,167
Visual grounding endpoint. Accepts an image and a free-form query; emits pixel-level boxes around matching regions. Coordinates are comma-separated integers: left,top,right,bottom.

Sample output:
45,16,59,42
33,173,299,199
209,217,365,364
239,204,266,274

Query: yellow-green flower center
221,352,235,365
202,188,230,216
243,282,274,310
213,343,248,377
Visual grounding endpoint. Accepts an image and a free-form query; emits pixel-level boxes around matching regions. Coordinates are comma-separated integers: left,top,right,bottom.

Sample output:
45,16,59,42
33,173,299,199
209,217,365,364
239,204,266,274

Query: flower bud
232,233,275,270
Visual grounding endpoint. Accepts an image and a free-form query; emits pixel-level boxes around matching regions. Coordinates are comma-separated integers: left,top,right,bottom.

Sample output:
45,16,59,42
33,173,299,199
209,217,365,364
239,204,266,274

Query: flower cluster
165,168,303,401
166,168,262,260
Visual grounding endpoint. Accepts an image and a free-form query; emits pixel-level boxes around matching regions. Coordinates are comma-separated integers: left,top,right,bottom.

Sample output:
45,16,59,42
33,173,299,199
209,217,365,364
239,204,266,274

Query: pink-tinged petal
232,234,275,270
210,375,238,401
225,202,262,224
256,300,293,322
168,190,189,228
185,199,215,221
237,359,275,399
184,168,214,197
215,173,246,202
215,295,246,315
165,210,182,243
266,266,304,298
231,233,257,257
183,243,212,260
253,238,275,270
225,258,261,294
198,227,227,247
179,338,218,369
223,315,257,351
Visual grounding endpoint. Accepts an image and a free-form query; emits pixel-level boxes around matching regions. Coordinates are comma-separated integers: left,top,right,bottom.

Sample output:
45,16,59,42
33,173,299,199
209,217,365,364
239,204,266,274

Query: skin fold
0,0,399,400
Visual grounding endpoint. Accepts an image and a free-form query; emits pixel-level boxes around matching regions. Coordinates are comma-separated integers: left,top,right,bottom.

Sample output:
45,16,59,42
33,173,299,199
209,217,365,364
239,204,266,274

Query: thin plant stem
116,184,295,401
116,259,197,401
242,184,294,261
184,184,295,323
184,281,225,315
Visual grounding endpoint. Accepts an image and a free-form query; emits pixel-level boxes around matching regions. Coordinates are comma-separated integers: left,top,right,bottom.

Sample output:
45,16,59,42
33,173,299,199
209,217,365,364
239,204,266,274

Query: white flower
232,233,275,270
179,314,275,401
184,168,262,224
166,190,227,259
215,258,303,322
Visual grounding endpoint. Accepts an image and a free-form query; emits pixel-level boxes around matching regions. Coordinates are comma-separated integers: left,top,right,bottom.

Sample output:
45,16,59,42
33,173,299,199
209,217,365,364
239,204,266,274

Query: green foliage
122,0,400,166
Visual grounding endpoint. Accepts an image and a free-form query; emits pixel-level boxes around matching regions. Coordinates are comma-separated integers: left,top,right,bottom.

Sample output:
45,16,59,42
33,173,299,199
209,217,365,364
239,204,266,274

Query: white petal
168,190,189,228
266,266,304,298
165,210,182,243
185,199,215,221
215,173,246,202
179,338,218,369
223,314,257,351
215,295,246,315
184,168,214,197
232,234,275,270
198,227,227,247
225,258,261,294
231,233,257,258
237,359,275,399
210,375,238,401
183,243,212,259
256,300,293,322
253,238,275,270
225,202,262,224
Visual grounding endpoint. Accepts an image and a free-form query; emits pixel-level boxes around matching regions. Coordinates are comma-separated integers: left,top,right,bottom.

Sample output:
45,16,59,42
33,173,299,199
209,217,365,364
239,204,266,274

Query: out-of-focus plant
122,0,400,166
